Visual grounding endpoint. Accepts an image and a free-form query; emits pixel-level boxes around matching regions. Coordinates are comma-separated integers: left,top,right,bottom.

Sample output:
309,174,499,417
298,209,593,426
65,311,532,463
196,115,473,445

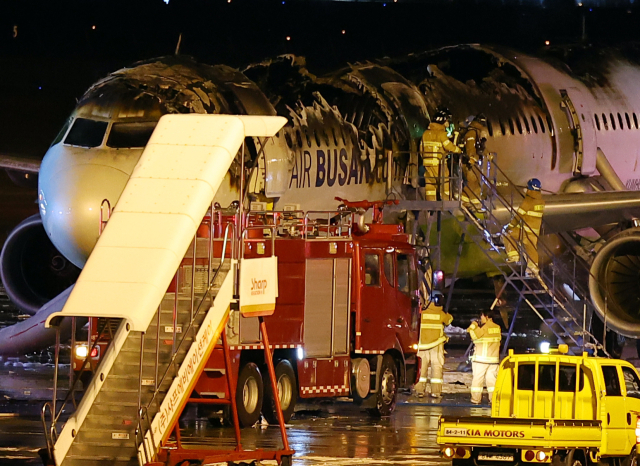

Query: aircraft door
560,88,598,176
538,84,577,175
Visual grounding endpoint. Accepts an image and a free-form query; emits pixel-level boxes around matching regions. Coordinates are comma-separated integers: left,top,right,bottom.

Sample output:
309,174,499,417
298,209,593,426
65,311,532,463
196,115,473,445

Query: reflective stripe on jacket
421,122,460,165
467,320,501,364
508,190,545,236
419,303,453,350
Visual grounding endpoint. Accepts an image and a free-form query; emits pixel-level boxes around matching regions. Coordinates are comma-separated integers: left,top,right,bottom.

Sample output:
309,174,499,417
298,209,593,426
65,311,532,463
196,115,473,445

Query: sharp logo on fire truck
240,257,278,317
251,278,268,295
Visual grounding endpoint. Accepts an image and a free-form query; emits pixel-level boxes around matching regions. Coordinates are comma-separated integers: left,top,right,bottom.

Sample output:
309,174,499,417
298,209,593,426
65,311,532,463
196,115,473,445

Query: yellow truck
437,346,640,465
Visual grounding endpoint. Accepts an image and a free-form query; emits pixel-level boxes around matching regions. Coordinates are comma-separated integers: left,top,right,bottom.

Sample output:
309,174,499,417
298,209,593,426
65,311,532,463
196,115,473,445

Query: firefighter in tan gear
460,114,489,209
467,309,502,404
421,108,461,201
503,178,545,274
416,294,453,398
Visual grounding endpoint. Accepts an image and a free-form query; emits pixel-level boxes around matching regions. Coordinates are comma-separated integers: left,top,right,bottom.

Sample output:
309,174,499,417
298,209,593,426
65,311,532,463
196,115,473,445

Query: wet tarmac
0,386,485,466
0,345,486,466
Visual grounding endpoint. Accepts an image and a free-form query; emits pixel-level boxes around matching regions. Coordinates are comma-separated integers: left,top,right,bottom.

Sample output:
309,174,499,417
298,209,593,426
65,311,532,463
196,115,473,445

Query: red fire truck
73,204,421,426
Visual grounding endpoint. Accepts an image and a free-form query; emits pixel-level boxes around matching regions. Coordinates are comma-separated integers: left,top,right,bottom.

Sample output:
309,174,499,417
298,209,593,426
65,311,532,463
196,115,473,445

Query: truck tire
262,359,297,424
235,362,264,427
372,354,397,417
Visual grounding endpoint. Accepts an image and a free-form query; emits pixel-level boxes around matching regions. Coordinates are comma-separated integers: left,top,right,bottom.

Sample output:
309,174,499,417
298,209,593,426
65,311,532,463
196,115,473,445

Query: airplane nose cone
39,163,129,268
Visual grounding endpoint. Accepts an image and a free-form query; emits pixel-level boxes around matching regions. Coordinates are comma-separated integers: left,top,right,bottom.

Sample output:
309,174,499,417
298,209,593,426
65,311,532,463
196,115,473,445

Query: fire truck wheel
236,362,264,427
372,354,397,417
262,360,297,424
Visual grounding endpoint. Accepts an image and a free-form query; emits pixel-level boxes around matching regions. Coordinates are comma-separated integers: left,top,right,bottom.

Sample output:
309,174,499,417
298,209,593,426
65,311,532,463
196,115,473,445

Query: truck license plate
444,427,468,436
478,453,515,462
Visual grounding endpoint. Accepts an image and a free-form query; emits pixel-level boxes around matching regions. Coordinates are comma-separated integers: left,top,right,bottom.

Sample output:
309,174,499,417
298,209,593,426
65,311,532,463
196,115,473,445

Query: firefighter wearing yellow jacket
416,297,453,398
421,108,461,201
468,309,502,404
503,178,545,274
460,115,489,209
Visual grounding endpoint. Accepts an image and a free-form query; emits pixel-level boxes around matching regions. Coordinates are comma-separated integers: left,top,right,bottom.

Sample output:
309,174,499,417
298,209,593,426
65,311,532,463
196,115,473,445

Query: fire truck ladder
451,159,608,356
40,114,289,466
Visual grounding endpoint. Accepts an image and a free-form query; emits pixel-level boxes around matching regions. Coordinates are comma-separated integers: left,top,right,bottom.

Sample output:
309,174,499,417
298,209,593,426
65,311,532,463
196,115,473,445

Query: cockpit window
107,121,157,148
64,118,108,148
51,117,72,147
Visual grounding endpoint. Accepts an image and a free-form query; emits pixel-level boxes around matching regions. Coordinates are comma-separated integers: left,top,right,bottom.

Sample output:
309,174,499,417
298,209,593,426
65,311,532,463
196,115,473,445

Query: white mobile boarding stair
42,114,286,466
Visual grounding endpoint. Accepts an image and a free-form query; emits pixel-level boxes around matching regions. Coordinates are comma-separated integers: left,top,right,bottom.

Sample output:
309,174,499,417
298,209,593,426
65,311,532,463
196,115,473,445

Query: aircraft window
284,131,293,149
295,130,303,148
515,118,523,134
313,129,321,147
626,113,632,129
610,113,616,130
594,114,601,131
486,119,493,137
322,130,331,146
634,113,639,129
618,113,624,130
530,116,538,134
64,118,108,148
51,117,72,146
508,118,515,135
602,113,609,131
581,113,585,122
546,116,554,136
106,121,157,148
304,128,312,147
523,116,531,134
538,116,546,134
331,128,338,146
364,253,380,286
499,119,506,136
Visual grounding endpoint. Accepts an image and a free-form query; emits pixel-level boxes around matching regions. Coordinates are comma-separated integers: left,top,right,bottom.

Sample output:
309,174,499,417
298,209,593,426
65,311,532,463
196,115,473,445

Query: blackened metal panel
304,259,334,357
332,258,351,356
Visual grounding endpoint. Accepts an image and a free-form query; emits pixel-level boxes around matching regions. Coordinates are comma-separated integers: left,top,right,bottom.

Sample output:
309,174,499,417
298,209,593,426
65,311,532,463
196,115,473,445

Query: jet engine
0,214,80,315
589,227,640,338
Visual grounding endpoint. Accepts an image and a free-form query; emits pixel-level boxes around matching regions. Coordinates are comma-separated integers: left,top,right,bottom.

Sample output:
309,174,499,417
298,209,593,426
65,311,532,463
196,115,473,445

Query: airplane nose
39,163,130,268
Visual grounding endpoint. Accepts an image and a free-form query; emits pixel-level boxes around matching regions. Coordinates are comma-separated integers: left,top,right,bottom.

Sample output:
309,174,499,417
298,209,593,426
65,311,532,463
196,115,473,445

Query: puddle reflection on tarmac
0,389,488,466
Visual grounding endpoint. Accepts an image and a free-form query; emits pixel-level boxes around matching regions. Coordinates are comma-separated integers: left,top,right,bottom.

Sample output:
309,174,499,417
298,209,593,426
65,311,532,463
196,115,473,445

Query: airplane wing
0,154,41,173
491,191,640,234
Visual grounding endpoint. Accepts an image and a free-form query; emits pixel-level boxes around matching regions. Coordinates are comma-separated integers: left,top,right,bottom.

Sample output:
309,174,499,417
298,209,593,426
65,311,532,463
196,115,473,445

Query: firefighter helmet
433,107,452,125
527,178,542,191
475,113,488,127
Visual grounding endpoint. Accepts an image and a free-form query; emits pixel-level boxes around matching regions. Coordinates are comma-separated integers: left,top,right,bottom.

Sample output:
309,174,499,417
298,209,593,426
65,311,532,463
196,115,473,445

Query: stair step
63,456,138,466
58,269,231,466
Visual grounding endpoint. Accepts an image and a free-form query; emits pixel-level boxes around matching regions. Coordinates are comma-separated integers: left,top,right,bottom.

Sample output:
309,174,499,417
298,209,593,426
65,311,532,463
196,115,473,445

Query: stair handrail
134,221,235,461
450,208,601,353
467,163,596,336
41,315,120,458
463,160,608,351
471,158,617,321
41,402,56,465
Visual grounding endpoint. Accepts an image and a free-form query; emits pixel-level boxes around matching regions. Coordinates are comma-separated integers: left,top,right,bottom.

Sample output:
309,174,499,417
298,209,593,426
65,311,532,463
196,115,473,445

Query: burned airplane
2,44,640,356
